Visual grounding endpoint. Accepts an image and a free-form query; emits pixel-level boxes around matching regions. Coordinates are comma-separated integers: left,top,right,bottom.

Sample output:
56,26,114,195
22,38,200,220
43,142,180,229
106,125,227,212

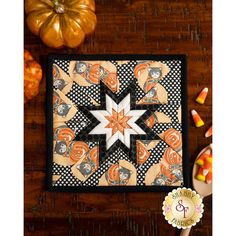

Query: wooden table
24,0,212,235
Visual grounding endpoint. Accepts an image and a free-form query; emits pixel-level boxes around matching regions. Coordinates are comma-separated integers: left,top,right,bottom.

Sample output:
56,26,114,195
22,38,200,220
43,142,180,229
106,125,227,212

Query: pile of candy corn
192,88,213,184
195,145,212,184
191,87,212,138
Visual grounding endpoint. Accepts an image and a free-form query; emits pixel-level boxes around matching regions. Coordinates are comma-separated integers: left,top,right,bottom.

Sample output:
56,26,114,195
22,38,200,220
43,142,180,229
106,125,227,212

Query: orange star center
105,109,132,135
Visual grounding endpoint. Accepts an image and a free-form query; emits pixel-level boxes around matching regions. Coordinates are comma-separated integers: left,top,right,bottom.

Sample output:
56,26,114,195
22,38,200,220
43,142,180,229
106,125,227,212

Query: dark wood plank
24,0,212,235
24,171,212,236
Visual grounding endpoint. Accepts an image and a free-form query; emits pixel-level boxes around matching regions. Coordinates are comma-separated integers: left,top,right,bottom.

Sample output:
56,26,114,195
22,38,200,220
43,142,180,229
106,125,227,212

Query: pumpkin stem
53,1,65,14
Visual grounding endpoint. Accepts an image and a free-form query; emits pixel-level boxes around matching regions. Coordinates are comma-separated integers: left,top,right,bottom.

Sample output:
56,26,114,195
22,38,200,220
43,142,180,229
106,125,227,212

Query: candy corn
191,110,204,127
205,126,212,138
195,147,213,184
195,148,211,166
202,155,212,175
196,87,208,104
205,171,212,184
196,167,206,182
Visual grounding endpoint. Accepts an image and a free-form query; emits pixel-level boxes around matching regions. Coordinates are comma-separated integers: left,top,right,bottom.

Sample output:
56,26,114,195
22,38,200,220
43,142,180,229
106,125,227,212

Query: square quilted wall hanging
46,55,188,192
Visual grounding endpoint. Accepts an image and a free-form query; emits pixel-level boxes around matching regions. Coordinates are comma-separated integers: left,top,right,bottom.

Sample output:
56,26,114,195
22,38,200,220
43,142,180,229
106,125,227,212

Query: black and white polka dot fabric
53,163,84,186
117,61,138,95
87,84,100,104
66,82,94,106
66,110,91,135
54,59,70,75
152,123,182,135
134,79,146,101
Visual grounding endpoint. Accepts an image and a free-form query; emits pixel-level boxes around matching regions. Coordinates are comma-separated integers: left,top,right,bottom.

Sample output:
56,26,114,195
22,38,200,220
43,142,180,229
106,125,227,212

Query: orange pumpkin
136,140,150,165
86,64,101,84
134,62,148,79
24,49,42,103
103,72,118,93
54,126,75,142
25,0,97,48
163,128,182,151
76,146,99,177
68,141,89,163
106,164,120,185
163,147,182,165
160,164,175,181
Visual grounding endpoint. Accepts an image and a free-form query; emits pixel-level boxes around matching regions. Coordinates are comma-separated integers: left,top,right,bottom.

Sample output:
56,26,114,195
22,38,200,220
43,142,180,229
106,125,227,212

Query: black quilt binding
46,54,189,192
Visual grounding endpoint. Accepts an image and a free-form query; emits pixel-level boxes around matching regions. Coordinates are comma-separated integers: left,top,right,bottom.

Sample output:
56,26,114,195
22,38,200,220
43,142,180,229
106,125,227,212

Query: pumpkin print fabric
48,55,187,191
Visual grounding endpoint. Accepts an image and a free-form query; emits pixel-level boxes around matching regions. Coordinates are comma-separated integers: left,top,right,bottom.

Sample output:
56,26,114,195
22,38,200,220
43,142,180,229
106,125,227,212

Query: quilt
46,55,188,192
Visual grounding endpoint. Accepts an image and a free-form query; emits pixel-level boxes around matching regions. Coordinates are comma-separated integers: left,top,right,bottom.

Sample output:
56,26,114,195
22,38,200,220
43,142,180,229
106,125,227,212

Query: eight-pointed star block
89,94,146,149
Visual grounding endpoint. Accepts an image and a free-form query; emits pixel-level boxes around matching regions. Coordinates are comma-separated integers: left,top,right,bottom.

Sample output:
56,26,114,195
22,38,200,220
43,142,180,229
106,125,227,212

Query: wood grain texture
24,0,212,235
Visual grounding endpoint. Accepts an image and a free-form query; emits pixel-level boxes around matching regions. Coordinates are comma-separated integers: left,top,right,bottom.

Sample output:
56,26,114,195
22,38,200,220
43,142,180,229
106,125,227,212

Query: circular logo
162,188,204,229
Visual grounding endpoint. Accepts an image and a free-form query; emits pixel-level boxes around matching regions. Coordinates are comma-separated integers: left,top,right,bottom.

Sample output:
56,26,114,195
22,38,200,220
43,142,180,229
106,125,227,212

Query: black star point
74,81,161,165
